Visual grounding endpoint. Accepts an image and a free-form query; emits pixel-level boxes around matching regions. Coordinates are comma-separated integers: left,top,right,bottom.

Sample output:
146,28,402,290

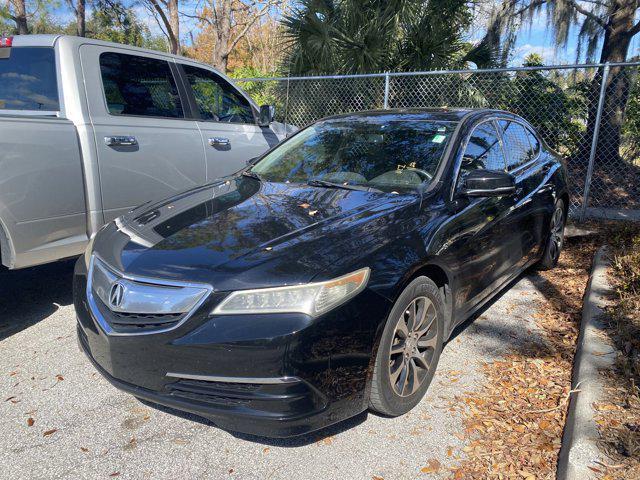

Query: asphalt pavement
0,260,550,480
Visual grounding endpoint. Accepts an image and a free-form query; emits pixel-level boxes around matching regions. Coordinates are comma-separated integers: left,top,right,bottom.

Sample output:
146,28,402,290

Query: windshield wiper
241,170,263,181
306,179,381,193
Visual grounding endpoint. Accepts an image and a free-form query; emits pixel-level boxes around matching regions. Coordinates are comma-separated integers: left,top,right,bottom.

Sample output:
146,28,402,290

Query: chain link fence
238,62,640,221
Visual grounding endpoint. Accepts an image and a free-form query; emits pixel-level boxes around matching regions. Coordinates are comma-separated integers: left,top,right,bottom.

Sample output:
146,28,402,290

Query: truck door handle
209,137,230,147
105,136,137,147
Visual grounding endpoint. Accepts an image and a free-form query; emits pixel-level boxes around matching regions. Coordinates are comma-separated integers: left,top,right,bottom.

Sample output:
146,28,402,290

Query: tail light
0,36,13,48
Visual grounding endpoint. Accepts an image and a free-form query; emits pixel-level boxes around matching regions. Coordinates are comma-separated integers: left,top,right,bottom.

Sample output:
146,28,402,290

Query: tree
144,0,180,54
1,0,30,34
87,3,164,49
486,0,640,161
183,0,283,73
186,7,284,73
65,0,86,36
281,0,494,76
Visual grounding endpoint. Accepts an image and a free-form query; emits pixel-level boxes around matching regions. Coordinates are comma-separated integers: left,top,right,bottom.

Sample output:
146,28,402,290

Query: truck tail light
0,36,13,47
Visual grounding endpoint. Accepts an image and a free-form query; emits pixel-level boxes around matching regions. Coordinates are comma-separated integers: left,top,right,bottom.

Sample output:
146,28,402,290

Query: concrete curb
557,246,616,479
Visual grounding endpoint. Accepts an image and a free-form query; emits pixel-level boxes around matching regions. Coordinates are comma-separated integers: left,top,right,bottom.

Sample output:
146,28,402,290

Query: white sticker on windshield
432,134,446,144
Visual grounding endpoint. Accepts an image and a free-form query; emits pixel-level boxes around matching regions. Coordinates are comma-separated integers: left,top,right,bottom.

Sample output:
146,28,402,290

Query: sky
503,4,640,66
50,1,640,68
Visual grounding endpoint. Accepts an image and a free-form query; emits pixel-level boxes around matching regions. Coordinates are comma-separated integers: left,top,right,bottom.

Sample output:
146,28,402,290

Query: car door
177,63,279,182
443,120,520,316
497,119,547,267
81,45,206,223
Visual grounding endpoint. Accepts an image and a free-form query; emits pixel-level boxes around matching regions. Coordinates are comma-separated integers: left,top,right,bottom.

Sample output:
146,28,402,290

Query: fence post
580,63,610,221
383,73,390,109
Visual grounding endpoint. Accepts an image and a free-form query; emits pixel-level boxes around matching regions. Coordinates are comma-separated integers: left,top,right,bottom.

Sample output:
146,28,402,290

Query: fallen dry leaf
447,236,597,479
80,447,89,452
42,429,57,436
420,459,441,474
26,418,34,427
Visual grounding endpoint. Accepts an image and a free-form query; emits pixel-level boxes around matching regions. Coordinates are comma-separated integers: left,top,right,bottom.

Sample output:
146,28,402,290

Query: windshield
251,118,457,192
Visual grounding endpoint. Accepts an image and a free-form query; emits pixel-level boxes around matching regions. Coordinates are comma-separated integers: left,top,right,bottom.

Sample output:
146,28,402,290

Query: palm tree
281,0,494,75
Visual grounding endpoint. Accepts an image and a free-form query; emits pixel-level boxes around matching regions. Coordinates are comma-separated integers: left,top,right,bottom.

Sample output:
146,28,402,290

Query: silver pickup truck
0,34,292,269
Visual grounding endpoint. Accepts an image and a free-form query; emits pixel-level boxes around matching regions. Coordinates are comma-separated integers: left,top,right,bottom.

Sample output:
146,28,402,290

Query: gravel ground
0,260,549,480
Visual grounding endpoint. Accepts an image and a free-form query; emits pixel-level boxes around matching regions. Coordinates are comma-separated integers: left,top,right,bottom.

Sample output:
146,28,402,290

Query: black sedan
74,108,568,437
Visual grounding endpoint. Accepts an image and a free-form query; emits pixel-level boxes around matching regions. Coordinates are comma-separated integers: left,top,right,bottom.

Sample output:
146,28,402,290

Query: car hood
93,176,418,290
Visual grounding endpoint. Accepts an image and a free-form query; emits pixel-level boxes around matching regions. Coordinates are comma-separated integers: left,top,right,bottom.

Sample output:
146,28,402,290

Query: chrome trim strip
91,258,208,314
166,372,300,384
0,109,59,117
86,255,213,337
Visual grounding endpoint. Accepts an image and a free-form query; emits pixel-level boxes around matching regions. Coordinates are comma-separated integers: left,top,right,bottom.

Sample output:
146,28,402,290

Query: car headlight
212,267,370,317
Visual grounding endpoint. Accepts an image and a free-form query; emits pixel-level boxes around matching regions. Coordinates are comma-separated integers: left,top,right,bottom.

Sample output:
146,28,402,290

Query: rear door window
499,121,536,170
99,52,184,118
525,127,541,157
0,47,59,111
461,122,507,174
182,65,255,124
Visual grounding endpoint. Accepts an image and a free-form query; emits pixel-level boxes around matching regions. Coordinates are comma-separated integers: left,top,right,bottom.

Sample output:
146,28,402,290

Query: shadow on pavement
0,258,76,341
136,396,368,447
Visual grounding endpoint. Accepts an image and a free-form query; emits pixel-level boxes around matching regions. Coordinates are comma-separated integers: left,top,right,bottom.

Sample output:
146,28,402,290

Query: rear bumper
73,258,391,437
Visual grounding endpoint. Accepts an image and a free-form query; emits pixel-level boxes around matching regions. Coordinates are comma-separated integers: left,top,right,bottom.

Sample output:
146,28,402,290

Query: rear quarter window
0,47,59,111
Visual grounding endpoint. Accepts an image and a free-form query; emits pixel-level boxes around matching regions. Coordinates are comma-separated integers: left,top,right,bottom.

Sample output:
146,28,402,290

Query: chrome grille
87,256,212,335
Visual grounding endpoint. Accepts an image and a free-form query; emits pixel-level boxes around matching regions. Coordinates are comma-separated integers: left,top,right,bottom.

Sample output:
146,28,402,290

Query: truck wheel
369,276,444,416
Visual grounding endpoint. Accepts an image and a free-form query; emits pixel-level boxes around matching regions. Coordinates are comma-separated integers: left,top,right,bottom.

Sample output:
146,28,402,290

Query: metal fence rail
237,62,640,221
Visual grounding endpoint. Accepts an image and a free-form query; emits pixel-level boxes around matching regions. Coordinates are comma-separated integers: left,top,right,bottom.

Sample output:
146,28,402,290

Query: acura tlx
74,108,568,437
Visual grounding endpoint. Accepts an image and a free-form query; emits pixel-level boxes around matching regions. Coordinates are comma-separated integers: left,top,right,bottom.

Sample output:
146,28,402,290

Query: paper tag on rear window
432,134,446,144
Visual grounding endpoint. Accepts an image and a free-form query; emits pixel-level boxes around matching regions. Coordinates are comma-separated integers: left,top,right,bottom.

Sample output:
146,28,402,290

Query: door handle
105,136,137,147
209,137,230,147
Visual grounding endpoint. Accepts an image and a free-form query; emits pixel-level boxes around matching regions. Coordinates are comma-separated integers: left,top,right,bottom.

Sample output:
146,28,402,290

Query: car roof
319,108,518,123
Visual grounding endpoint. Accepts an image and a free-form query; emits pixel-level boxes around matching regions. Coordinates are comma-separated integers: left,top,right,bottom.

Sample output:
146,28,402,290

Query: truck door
176,63,279,181
80,45,206,222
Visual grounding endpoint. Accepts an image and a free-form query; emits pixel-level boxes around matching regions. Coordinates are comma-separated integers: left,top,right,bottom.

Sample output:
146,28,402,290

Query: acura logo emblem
109,282,126,309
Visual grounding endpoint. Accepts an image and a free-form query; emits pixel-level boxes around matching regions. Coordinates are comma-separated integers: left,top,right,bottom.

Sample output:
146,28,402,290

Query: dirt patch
448,234,599,479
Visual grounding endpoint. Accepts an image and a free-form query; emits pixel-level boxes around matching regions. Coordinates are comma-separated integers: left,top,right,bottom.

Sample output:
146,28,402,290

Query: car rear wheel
369,276,444,416
536,198,566,271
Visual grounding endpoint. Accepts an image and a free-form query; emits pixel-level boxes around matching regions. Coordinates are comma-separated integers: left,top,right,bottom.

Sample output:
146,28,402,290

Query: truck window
182,65,255,124
99,52,184,118
0,47,59,112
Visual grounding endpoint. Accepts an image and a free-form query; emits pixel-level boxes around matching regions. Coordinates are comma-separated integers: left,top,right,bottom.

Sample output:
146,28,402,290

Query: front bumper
73,258,391,437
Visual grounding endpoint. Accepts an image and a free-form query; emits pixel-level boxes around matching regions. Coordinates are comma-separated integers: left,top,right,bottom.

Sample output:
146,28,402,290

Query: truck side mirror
258,105,275,127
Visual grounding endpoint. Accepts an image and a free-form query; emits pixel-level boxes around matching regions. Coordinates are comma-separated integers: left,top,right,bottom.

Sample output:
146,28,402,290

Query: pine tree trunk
211,0,232,73
168,0,180,54
13,0,28,34
76,0,86,37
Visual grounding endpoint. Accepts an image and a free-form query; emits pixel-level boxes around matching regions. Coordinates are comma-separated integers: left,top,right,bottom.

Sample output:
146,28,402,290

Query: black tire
369,276,444,416
536,198,566,271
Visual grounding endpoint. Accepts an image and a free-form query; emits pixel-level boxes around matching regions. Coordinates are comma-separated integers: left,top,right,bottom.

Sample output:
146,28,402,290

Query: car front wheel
369,276,444,416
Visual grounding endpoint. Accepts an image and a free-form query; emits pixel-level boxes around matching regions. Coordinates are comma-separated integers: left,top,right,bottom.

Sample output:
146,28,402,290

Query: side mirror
258,105,275,127
460,169,516,197
246,156,259,166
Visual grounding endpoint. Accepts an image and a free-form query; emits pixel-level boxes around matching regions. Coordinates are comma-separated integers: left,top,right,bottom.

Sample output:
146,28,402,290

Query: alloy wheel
548,206,565,262
388,296,438,397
